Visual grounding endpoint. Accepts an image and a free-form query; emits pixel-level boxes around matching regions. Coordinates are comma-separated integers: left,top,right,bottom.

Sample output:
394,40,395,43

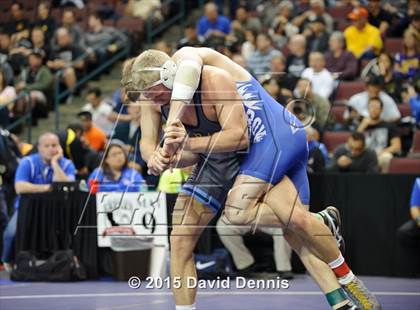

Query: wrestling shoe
342,276,382,310
319,206,345,254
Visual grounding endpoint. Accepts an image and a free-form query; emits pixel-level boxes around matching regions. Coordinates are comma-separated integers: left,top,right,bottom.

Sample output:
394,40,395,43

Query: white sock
175,304,196,310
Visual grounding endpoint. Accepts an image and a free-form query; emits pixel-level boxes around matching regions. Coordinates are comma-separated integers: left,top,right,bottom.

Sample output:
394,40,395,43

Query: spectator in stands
344,7,383,60
306,126,327,173
0,70,17,126
16,48,53,120
216,218,293,280
47,27,85,101
54,9,86,49
303,16,329,53
2,132,76,271
247,33,281,77
270,54,295,100
85,12,128,70
395,29,420,81
82,87,114,135
397,177,420,248
346,76,401,122
261,77,288,105
367,0,393,36
77,110,107,152
30,27,51,61
285,34,308,80
330,132,379,173
293,78,331,128
197,2,231,39
177,22,203,49
325,31,358,81
32,1,56,39
241,29,256,61
301,52,334,99
269,1,298,44
357,97,401,172
5,2,30,43
231,5,261,41
292,0,334,33
112,103,145,173
88,139,145,193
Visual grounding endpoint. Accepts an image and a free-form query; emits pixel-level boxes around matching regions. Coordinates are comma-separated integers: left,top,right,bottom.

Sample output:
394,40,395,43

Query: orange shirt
84,126,107,151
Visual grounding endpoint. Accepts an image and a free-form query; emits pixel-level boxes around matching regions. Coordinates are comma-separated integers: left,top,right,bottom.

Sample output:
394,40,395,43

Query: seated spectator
197,2,231,39
52,9,86,50
305,126,326,173
78,111,107,152
303,16,329,53
82,87,114,135
269,1,298,46
346,76,401,123
47,27,85,101
407,11,420,43
30,26,51,61
1,132,76,271
5,2,30,44
85,12,128,70
0,32,14,84
112,103,145,173
325,31,358,81
292,0,334,33
367,0,393,36
32,1,56,39
261,77,288,104
231,5,261,42
177,22,203,49
330,132,379,173
285,34,308,80
395,29,420,81
270,54,296,100
301,52,334,99
292,78,332,128
15,49,53,120
397,177,420,248
88,139,145,193
344,7,383,60
0,70,17,126
248,33,281,77
357,97,402,172
57,123,91,177
241,29,256,61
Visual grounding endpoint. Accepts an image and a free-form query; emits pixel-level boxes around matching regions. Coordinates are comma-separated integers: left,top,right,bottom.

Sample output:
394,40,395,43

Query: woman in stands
88,140,145,193
395,29,420,80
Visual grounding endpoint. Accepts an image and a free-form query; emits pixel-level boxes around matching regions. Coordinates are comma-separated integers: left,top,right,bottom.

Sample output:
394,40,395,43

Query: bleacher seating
388,158,420,174
323,131,351,153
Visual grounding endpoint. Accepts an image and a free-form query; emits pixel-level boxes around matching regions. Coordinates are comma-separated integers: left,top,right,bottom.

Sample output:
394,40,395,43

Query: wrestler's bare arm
184,67,249,153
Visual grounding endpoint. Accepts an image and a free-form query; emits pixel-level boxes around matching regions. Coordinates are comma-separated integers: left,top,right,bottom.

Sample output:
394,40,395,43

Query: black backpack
11,250,87,282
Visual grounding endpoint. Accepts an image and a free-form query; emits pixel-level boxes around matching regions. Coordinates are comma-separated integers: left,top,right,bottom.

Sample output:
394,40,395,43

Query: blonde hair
131,49,171,90
120,57,136,90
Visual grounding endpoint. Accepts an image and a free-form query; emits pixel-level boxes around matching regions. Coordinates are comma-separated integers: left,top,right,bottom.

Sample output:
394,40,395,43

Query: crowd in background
0,0,420,271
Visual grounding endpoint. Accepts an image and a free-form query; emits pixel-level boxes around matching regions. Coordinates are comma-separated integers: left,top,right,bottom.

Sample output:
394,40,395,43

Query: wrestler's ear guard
141,59,177,89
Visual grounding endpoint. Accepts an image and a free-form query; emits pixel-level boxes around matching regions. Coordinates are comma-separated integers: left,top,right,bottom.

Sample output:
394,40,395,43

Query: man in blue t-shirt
397,177,420,247
197,2,231,39
1,132,76,271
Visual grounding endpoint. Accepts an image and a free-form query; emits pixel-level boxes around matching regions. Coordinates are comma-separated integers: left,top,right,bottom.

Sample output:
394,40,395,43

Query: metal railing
53,42,129,131
1,91,32,142
146,0,186,45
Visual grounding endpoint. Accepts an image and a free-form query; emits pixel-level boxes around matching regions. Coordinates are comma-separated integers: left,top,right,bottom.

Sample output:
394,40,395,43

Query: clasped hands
147,120,188,176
